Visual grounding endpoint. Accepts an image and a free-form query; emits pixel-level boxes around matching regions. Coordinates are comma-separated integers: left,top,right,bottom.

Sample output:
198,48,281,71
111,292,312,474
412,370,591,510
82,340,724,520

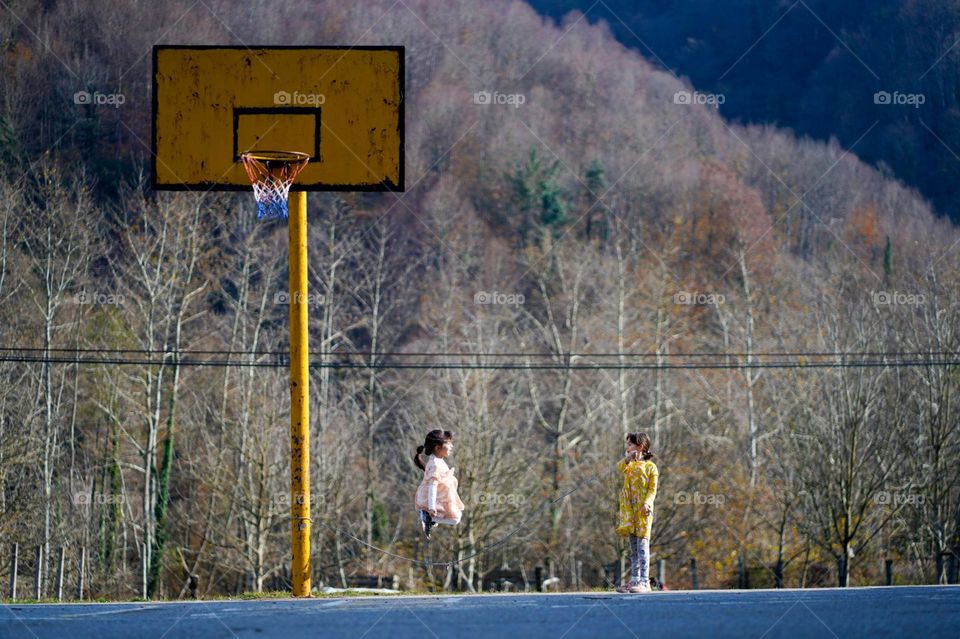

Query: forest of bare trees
0,0,957,598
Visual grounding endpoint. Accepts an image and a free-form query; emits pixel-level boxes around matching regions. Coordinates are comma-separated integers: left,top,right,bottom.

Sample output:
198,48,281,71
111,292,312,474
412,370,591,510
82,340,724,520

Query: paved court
2,586,958,638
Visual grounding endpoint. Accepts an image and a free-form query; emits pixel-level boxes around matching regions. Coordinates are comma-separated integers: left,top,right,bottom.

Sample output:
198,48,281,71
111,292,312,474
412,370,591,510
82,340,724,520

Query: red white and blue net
240,151,310,220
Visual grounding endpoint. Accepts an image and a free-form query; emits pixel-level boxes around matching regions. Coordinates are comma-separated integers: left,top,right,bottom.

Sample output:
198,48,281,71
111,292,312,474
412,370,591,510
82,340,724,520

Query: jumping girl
414,429,464,540
615,432,659,593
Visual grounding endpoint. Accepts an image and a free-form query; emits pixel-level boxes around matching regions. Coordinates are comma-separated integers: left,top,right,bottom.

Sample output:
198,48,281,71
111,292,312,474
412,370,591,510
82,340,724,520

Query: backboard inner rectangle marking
233,107,322,162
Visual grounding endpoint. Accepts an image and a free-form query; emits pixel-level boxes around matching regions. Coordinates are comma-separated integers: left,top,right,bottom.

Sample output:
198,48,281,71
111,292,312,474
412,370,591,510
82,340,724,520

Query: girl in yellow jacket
615,432,659,593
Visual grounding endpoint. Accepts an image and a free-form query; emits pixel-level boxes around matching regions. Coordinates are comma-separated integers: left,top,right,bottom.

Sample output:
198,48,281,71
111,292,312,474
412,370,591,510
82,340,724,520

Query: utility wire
0,352,957,370
1,346,959,358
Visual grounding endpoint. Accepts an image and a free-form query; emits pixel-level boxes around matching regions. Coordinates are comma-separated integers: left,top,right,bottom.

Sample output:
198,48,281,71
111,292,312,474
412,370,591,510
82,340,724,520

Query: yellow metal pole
288,190,311,597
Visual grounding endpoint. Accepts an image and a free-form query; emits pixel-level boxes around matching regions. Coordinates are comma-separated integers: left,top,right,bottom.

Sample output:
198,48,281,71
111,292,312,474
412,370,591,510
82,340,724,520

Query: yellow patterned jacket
615,458,659,539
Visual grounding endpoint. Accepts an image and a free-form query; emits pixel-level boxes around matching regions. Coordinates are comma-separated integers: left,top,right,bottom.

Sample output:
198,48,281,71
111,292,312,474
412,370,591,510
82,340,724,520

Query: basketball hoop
240,151,311,219
154,47,404,598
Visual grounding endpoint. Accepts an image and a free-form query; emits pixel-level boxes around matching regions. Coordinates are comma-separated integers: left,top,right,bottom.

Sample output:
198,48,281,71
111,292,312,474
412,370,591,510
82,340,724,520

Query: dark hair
626,432,654,461
414,429,454,470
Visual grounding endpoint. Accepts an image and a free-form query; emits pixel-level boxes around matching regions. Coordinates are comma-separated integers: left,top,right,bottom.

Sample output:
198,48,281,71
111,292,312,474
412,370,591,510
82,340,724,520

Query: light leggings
629,536,650,582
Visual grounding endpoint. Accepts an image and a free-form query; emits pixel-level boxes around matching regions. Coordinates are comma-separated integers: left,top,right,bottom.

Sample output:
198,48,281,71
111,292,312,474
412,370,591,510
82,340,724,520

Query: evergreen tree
509,148,569,246
584,159,607,241
884,235,893,282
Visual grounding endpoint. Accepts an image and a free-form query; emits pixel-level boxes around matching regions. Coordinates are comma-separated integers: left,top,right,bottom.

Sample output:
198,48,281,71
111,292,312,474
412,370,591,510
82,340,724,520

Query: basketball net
240,151,310,219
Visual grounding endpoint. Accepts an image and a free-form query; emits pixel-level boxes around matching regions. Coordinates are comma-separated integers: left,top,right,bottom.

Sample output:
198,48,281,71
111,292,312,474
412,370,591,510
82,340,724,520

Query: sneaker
419,510,433,540
615,580,638,593
418,510,427,536
631,579,652,593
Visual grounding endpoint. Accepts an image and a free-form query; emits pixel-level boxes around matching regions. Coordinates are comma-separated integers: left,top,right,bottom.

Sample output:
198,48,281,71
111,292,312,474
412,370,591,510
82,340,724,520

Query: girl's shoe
419,510,434,540
615,580,638,593
632,579,652,593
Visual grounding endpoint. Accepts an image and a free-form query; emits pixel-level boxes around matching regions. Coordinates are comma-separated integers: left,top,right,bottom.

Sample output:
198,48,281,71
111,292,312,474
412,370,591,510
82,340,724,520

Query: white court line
10,605,164,620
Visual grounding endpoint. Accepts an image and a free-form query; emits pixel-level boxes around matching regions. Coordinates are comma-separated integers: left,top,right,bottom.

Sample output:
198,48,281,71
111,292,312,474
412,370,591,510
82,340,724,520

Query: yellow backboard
152,46,404,191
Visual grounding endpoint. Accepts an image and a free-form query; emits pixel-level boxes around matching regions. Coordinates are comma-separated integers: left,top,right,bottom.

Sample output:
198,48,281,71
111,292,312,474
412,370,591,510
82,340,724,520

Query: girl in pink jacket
414,429,464,539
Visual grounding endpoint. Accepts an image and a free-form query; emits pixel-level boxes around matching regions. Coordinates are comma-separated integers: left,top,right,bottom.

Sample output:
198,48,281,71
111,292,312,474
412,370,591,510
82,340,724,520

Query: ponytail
414,445,426,471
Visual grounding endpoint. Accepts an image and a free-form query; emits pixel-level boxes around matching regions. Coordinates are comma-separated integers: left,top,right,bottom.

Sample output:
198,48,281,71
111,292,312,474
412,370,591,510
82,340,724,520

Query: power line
1,346,958,359
0,352,957,370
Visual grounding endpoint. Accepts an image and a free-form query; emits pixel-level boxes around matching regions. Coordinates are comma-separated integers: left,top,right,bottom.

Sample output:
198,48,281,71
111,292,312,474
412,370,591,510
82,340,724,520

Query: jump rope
315,458,632,572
